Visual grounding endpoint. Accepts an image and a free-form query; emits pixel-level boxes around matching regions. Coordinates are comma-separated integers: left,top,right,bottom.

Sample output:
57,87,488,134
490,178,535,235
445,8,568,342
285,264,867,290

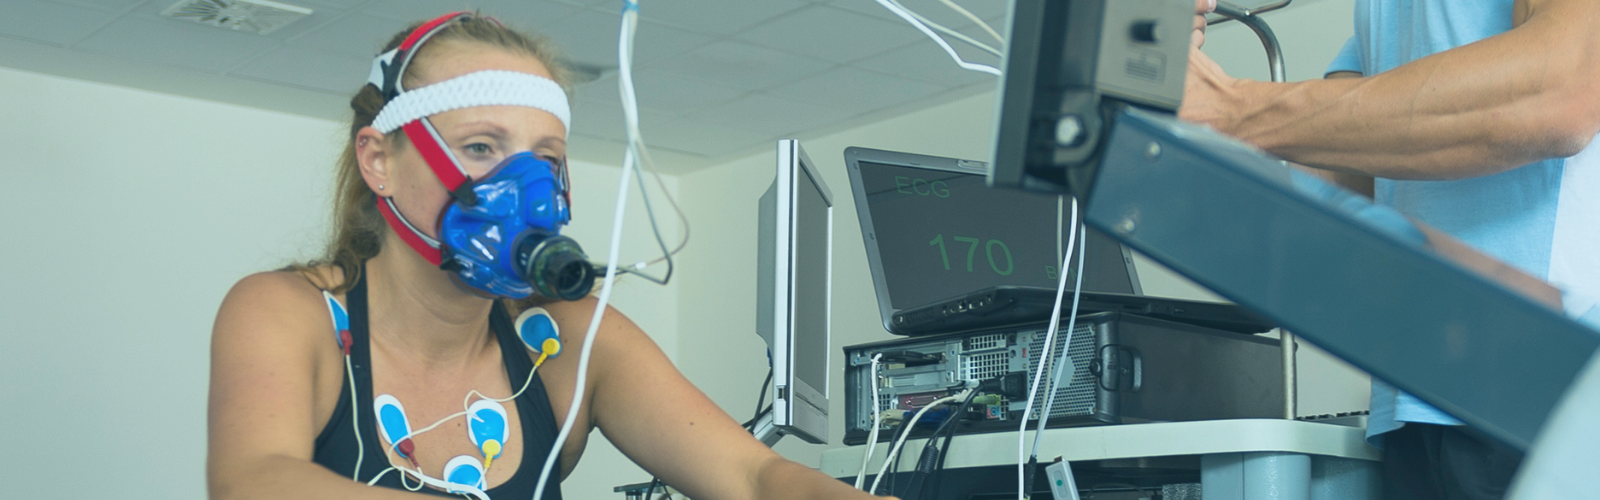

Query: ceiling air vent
160,0,312,35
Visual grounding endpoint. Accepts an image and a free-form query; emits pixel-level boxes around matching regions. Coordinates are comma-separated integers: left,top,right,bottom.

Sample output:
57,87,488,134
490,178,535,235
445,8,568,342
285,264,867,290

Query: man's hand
1180,0,1245,133
1173,0,1600,180
1192,0,1216,47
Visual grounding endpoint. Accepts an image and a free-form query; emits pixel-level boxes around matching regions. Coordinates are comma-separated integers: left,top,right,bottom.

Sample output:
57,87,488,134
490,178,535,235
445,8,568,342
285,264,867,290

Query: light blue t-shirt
1327,0,1600,443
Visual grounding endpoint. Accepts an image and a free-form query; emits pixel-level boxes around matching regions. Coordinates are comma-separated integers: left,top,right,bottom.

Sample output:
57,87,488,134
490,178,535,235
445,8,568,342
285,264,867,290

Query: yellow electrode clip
482,439,502,470
535,337,561,368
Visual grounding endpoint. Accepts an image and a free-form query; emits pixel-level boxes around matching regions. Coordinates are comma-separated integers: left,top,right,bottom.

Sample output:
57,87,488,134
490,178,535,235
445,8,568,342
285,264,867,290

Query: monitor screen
791,165,831,400
855,160,1136,310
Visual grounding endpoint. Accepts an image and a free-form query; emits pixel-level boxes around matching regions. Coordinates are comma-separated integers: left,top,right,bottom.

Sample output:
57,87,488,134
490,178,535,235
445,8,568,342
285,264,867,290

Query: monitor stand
750,412,785,447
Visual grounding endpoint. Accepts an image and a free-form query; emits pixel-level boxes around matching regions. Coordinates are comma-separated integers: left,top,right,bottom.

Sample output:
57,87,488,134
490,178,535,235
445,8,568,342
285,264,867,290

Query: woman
207,13,885,500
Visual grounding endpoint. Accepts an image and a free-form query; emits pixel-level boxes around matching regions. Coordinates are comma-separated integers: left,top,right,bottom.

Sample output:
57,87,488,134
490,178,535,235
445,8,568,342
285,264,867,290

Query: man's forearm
1188,0,1600,179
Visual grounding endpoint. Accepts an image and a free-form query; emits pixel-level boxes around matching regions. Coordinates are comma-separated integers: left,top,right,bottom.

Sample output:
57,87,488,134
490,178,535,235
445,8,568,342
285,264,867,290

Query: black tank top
311,267,563,499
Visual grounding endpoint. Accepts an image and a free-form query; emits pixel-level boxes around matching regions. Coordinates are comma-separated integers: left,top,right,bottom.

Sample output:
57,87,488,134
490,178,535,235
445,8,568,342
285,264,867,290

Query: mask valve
517,235,596,301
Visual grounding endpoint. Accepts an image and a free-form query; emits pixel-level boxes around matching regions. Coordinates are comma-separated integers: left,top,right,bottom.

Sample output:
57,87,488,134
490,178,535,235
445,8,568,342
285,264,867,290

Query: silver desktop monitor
756,139,833,444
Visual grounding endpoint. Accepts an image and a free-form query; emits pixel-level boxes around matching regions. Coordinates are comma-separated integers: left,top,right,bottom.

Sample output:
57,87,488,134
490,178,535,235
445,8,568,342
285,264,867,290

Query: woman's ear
355,126,391,197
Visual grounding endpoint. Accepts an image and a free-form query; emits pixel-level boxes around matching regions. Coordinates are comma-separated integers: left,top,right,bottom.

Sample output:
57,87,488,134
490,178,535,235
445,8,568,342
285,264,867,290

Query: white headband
370,70,572,136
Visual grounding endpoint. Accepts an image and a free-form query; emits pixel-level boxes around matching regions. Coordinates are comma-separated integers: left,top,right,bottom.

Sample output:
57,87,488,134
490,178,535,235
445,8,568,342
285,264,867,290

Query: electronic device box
843,312,1285,445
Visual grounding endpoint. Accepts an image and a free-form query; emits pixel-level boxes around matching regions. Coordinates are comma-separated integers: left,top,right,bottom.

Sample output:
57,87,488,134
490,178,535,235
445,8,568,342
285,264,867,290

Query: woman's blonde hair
290,14,572,297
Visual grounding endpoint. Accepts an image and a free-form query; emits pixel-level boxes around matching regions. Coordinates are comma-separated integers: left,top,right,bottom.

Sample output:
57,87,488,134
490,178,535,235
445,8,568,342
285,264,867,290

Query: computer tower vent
964,333,1007,351
1023,324,1098,419
962,351,1011,381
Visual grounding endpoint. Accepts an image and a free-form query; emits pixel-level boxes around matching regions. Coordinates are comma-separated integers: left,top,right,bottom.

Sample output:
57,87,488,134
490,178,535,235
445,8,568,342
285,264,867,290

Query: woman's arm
207,272,423,500
1181,0,1600,180
546,299,887,500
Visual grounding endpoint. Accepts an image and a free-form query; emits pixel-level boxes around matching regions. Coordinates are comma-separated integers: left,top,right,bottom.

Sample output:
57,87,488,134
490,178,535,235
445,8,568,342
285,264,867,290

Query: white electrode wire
874,0,1002,75
939,0,1003,42
361,355,547,493
345,356,365,481
1017,198,1079,500
870,390,971,494
530,4,637,498
463,359,543,416
887,0,1002,57
1031,224,1087,456
854,353,886,489
367,463,489,500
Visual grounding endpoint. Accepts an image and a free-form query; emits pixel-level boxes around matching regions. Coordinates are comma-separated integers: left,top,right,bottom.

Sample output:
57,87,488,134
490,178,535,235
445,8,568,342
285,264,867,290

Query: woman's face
379,42,568,238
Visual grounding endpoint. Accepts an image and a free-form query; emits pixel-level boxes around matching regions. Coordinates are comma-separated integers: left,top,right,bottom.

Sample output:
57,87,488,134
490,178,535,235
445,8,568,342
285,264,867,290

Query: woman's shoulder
214,266,346,353
522,296,646,347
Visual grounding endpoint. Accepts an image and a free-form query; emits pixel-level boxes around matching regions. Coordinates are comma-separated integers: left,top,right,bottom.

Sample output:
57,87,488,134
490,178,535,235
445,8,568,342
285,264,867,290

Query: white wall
0,65,678,500
672,0,1371,469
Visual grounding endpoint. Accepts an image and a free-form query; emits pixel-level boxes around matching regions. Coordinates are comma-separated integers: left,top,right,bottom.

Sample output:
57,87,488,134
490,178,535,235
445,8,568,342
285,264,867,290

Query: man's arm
1298,71,1375,197
1181,0,1600,180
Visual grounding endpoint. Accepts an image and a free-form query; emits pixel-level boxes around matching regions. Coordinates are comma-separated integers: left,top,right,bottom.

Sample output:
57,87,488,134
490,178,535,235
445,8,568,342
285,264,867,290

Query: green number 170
929,234,1014,276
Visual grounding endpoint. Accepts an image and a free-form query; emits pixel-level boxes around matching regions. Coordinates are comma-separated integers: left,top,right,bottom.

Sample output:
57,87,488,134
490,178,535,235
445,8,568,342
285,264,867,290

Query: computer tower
843,312,1285,445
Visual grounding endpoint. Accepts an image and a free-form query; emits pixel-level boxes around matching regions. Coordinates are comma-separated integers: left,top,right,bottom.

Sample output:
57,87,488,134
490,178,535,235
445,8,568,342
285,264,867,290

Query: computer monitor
756,139,833,444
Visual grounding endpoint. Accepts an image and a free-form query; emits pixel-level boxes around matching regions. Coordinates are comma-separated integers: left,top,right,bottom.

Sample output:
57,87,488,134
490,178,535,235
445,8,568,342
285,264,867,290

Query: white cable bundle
1032,224,1087,456
873,0,1002,75
529,2,642,499
1017,197,1080,500
869,389,972,494
854,353,887,489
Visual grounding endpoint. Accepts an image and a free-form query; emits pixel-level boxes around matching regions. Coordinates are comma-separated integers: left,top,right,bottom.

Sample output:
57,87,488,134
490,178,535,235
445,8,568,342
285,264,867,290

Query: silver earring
377,184,385,191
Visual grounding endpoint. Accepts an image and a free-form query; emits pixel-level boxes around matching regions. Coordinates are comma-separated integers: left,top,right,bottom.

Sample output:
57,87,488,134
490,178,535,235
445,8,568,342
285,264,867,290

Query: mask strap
377,197,444,266
369,12,470,99
556,155,573,210
401,117,478,205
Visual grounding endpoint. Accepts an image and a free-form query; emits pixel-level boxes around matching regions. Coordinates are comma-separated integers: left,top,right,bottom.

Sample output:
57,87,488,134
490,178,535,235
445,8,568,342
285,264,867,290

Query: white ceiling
0,0,1015,173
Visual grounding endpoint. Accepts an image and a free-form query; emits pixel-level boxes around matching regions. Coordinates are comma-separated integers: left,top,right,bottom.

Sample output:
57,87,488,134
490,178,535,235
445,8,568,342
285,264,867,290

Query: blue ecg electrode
467,400,510,469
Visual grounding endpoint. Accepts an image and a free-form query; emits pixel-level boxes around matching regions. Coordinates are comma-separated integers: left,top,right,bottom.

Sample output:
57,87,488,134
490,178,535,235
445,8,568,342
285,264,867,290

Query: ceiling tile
680,92,857,137
822,0,902,23
74,15,282,73
570,77,622,105
570,98,677,142
359,0,495,22
612,69,747,115
641,40,833,92
48,0,145,12
474,0,585,28
823,0,980,25
766,65,948,111
231,45,368,94
287,13,411,59
0,1,121,46
643,117,777,157
736,5,921,64
851,39,993,86
934,0,1009,24
295,0,371,8
539,9,713,69
640,0,808,36
361,0,583,29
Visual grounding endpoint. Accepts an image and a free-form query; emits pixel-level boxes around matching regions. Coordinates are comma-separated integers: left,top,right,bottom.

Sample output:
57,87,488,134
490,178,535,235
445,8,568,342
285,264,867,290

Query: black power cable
872,416,914,496
753,366,774,423
907,390,981,500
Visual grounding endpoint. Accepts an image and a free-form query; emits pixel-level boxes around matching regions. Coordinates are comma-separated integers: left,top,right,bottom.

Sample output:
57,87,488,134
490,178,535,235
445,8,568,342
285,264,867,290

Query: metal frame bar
1079,108,1600,450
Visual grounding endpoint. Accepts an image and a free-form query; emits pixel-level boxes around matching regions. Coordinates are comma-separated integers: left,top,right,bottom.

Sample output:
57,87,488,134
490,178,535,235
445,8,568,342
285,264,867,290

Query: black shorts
1382,423,1524,500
